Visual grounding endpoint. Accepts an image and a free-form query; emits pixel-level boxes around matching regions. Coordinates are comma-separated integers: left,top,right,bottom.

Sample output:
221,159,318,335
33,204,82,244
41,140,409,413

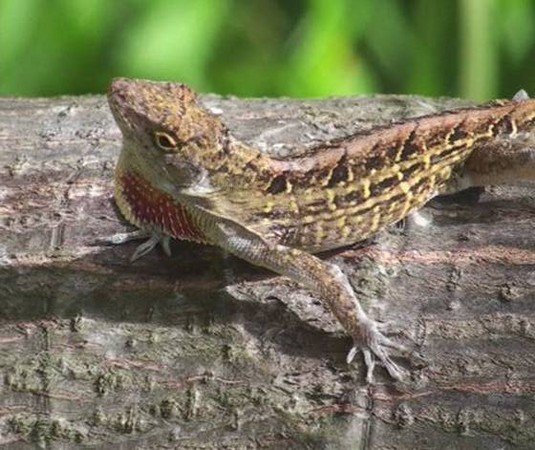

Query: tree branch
0,92,533,448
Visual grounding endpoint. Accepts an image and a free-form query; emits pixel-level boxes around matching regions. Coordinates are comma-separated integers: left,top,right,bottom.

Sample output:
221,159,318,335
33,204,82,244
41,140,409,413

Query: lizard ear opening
154,131,178,151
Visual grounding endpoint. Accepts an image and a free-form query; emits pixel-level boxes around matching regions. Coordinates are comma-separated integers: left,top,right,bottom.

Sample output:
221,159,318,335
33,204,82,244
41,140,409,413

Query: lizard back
220,100,535,251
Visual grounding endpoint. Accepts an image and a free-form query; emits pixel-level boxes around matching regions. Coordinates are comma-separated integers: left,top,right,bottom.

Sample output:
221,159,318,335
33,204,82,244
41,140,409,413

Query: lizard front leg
209,218,408,383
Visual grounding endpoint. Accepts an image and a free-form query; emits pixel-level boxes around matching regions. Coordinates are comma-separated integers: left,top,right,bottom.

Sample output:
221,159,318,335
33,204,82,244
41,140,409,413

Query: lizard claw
347,318,408,383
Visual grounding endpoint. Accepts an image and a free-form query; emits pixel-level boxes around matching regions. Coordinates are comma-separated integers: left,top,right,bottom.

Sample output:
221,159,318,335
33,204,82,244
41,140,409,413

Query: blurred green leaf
459,0,498,100
0,0,534,98
116,0,231,90
498,0,535,63
283,0,375,96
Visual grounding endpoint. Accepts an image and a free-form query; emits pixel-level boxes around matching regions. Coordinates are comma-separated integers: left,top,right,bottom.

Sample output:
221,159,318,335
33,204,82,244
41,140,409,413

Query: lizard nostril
187,132,206,146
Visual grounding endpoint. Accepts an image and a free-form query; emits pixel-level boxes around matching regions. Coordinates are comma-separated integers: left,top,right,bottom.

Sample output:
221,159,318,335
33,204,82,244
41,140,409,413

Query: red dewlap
118,172,206,243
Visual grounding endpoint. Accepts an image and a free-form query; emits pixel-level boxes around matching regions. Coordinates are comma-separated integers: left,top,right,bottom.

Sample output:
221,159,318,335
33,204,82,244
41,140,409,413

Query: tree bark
0,91,534,449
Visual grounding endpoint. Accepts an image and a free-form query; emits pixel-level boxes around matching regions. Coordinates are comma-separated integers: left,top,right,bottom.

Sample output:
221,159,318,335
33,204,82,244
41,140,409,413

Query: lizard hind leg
211,218,409,383
512,89,530,102
326,263,409,382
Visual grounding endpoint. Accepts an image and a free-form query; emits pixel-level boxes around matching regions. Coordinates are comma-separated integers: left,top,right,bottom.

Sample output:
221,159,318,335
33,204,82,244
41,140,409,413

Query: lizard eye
154,132,178,151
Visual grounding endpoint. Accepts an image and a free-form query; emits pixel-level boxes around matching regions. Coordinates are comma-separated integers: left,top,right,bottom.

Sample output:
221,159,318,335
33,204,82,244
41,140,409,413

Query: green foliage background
1,0,534,100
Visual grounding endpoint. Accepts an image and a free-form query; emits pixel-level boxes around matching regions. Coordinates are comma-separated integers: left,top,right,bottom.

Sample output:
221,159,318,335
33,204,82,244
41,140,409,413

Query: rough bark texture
0,91,534,449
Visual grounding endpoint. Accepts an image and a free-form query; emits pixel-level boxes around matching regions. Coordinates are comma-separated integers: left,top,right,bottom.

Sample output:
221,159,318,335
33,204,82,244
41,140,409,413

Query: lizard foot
346,317,408,383
104,230,172,261
130,233,172,262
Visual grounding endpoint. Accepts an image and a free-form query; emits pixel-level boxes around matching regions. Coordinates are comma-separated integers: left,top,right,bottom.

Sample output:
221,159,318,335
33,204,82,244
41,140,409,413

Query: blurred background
1,0,534,101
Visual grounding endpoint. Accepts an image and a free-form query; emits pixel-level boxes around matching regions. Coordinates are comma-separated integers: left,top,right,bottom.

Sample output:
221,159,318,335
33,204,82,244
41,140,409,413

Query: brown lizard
108,78,535,382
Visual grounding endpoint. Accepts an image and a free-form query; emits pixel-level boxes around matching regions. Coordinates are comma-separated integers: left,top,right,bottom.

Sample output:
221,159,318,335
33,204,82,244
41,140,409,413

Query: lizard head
108,78,228,191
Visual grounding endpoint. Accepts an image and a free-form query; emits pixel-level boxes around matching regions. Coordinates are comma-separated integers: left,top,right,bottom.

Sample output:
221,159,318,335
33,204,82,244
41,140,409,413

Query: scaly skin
108,78,535,382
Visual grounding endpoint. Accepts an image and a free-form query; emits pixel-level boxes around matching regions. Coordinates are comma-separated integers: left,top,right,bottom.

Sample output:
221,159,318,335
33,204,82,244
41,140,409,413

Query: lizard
108,78,535,382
